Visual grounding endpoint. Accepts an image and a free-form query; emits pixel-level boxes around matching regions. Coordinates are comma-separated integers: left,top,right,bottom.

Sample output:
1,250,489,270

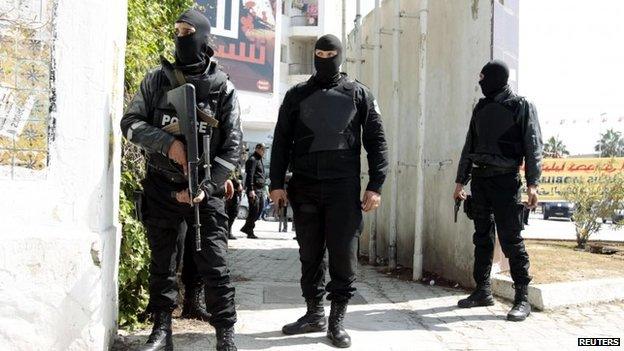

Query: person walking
240,143,266,239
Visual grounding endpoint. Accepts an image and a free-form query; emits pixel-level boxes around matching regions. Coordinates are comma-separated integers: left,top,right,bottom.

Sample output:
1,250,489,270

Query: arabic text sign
531,158,624,201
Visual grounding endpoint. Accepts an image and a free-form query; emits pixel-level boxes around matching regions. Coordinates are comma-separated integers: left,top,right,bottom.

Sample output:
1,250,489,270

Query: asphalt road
523,213,623,242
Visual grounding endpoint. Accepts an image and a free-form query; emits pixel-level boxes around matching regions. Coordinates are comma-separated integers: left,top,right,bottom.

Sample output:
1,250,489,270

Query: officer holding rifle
121,9,241,351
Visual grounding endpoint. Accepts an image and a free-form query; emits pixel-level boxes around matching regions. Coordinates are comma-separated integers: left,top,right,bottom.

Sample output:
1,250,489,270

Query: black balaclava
479,59,509,98
313,34,343,84
175,9,214,73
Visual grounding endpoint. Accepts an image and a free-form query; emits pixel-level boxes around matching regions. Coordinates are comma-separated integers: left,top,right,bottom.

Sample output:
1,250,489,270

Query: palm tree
595,129,624,157
543,136,569,158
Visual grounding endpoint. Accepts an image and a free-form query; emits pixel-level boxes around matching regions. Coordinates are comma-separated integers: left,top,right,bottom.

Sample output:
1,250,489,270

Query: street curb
491,274,624,310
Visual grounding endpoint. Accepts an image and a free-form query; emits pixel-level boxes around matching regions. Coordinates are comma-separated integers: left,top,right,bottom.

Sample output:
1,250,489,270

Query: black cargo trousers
470,172,531,286
141,172,237,328
243,189,265,232
288,176,362,302
225,191,242,235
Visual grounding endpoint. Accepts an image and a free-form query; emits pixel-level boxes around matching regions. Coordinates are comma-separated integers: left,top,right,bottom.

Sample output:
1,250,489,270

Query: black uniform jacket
456,87,543,186
270,74,389,193
245,152,266,192
121,59,242,193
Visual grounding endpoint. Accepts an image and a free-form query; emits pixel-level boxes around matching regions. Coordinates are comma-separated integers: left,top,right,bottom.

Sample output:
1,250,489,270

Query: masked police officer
454,60,543,322
121,9,240,351
270,34,388,348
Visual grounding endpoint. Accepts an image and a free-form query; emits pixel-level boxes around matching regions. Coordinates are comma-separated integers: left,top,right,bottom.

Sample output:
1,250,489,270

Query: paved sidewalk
115,220,624,351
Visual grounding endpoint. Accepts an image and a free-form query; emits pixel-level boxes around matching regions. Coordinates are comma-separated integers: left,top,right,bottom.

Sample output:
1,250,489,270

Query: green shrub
563,160,624,248
119,0,193,330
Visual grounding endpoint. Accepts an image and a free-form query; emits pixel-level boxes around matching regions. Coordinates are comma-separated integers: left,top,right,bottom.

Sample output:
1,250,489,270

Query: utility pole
369,0,381,266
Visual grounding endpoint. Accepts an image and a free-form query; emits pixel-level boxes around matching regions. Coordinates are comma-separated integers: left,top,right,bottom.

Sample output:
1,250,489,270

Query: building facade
0,0,127,349
237,0,344,169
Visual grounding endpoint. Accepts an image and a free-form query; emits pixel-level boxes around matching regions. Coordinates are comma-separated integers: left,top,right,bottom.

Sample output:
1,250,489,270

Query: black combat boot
507,284,531,321
457,283,495,308
326,300,351,348
216,326,237,351
138,311,173,351
282,298,327,335
181,284,211,321
240,227,258,239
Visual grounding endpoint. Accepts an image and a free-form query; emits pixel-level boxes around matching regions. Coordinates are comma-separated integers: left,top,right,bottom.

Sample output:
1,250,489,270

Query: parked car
542,201,575,221
603,208,624,224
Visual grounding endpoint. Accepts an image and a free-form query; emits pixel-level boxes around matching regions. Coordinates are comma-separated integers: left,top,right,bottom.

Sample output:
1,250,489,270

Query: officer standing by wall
453,60,543,322
270,34,388,348
121,9,240,351
240,144,266,239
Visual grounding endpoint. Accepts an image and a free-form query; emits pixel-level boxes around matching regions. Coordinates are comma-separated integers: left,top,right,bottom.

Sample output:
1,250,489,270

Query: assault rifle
167,83,210,252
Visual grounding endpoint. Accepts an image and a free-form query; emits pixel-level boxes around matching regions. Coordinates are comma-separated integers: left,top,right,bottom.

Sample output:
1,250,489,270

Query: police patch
373,99,381,114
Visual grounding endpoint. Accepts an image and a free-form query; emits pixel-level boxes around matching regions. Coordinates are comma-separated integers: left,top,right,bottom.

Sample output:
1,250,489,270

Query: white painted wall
347,0,494,286
0,0,127,349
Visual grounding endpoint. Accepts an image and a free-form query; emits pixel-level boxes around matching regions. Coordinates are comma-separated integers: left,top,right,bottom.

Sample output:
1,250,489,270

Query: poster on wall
197,0,277,93
0,0,56,179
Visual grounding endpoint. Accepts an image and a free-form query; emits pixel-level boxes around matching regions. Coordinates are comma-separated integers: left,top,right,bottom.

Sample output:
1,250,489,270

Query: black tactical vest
473,101,523,159
289,79,363,180
146,64,228,181
293,81,359,156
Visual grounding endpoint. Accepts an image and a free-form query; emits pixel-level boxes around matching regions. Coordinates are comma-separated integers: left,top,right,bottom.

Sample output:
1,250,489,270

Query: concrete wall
0,0,127,349
347,0,493,286
422,0,493,286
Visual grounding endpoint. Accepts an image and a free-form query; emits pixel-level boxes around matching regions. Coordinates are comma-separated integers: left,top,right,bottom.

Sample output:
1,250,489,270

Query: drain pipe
412,0,428,281
355,0,362,79
341,0,347,55
369,0,381,266
387,0,401,270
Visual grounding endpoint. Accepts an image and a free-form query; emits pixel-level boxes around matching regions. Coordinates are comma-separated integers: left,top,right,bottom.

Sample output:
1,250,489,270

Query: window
280,45,288,63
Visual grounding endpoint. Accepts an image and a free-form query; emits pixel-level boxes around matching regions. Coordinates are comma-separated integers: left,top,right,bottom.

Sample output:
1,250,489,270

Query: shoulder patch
373,99,381,114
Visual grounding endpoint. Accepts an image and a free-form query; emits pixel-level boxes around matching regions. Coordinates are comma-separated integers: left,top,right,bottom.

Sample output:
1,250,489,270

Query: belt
472,164,518,177
147,163,186,183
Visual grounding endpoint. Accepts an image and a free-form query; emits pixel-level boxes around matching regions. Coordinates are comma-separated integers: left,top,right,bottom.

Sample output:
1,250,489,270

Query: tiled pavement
115,220,624,351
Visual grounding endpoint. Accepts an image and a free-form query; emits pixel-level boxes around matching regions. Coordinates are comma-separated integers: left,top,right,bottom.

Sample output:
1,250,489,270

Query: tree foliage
543,136,569,158
595,129,624,158
119,0,193,330
563,161,624,248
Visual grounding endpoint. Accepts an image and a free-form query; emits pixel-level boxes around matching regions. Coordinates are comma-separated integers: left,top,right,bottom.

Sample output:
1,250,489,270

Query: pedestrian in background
240,143,266,239
225,161,244,240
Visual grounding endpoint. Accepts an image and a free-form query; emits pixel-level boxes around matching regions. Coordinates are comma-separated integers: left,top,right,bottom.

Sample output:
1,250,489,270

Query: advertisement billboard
522,158,624,201
198,0,277,93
